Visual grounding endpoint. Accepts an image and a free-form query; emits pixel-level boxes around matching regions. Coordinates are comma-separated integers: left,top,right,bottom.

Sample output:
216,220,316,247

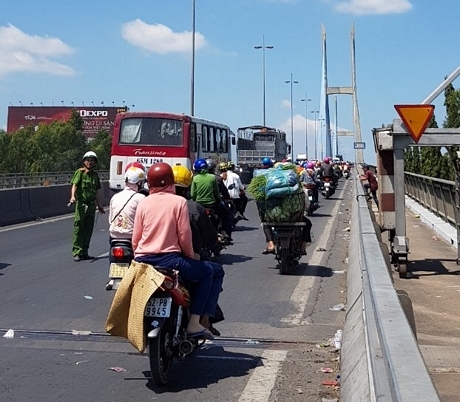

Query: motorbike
203,208,228,256
143,267,209,386
321,177,335,199
106,238,134,291
304,184,320,216
224,199,245,228
343,170,350,180
262,222,306,274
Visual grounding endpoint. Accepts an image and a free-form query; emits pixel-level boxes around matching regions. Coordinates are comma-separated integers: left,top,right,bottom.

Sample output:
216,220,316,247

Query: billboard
7,106,128,138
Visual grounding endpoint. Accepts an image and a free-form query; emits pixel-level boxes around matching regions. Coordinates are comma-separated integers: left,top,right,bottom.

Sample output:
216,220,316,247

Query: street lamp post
190,0,196,116
254,35,273,127
311,110,319,160
285,73,298,160
300,95,311,159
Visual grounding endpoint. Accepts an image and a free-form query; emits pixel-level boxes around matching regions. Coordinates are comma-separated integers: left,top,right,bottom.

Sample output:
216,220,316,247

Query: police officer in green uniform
69,151,105,262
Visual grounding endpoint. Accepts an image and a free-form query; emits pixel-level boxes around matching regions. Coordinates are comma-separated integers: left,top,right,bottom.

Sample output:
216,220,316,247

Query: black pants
238,194,248,214
363,184,379,208
302,217,312,242
203,202,233,236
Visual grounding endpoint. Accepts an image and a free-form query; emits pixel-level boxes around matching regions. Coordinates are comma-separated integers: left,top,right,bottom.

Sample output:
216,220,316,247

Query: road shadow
265,261,333,277
0,263,11,270
405,258,460,278
0,262,11,275
144,347,261,393
310,213,332,218
233,225,259,232
214,253,254,265
90,256,109,263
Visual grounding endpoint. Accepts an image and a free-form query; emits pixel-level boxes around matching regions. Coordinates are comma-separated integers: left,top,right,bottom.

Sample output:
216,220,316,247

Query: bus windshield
119,117,183,147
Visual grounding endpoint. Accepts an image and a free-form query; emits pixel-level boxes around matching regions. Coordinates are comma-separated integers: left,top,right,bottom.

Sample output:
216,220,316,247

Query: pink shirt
132,187,194,259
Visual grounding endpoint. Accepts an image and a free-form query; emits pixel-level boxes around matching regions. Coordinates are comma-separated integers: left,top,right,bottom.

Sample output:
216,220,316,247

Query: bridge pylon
323,23,363,163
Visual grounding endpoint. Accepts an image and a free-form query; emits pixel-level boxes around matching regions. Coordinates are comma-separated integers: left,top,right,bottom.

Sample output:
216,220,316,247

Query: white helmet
124,166,146,185
83,151,97,162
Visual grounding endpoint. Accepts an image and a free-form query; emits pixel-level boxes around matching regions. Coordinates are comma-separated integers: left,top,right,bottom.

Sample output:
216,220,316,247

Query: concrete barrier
0,182,112,227
340,185,371,401
0,188,29,226
29,185,71,219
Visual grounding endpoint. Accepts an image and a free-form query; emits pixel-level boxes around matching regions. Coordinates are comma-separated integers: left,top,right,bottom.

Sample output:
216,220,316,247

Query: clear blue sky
1,0,459,163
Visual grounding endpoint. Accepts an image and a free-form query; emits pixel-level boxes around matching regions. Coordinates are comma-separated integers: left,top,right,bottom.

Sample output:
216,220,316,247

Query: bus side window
222,129,228,152
190,123,197,152
202,125,209,151
216,128,222,152
209,126,215,152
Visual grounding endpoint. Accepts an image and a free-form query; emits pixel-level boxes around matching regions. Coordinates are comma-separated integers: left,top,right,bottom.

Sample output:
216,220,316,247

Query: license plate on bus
144,297,172,318
109,263,129,278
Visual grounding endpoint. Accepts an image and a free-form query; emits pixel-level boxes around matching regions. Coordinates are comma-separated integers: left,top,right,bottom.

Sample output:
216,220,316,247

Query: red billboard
7,106,128,138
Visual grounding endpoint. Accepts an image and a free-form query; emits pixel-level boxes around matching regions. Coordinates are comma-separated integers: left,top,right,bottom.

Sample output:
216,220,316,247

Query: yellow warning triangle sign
394,104,435,143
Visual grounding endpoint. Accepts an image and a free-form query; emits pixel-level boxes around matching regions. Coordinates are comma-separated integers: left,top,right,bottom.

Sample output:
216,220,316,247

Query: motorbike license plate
109,263,129,278
309,195,313,202
144,297,172,318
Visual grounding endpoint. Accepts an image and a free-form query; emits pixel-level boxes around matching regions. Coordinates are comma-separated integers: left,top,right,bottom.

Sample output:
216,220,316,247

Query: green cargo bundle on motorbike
249,165,307,274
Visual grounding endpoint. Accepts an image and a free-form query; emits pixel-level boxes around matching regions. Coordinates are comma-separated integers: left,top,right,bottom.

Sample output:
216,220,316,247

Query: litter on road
109,366,126,373
3,329,14,338
329,303,346,311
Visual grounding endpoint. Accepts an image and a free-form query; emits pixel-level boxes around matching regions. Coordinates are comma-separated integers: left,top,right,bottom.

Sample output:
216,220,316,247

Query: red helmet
125,161,145,172
323,157,330,164
147,162,175,187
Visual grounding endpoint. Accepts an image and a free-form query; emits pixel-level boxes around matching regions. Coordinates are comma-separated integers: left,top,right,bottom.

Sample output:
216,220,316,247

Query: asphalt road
0,179,352,402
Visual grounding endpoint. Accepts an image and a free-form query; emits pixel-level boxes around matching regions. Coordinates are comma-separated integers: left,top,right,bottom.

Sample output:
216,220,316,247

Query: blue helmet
262,157,272,167
193,158,208,172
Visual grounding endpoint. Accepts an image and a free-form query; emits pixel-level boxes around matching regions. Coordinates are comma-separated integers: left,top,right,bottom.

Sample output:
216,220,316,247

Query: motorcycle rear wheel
148,317,174,386
279,248,290,275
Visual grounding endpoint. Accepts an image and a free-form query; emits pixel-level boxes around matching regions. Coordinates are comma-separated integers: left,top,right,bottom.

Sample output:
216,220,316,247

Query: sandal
208,325,221,336
262,248,276,255
187,328,214,340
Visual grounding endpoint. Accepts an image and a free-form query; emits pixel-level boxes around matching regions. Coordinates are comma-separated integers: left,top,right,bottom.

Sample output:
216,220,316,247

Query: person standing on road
69,151,105,262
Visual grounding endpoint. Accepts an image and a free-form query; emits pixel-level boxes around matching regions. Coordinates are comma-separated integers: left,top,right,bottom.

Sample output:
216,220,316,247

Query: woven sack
105,260,165,352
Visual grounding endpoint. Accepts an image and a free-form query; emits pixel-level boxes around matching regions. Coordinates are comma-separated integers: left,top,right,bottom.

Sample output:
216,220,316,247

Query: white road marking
281,185,346,326
238,349,288,402
0,214,74,232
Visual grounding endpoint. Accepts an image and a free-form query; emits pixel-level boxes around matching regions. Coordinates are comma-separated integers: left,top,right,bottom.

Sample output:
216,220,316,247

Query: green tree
0,130,11,173
404,147,414,172
5,126,36,172
443,81,460,179
412,147,421,173
88,129,112,170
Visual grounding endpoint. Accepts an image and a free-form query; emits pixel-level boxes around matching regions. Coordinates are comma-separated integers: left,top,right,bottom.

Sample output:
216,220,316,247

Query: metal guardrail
0,171,110,189
404,171,457,227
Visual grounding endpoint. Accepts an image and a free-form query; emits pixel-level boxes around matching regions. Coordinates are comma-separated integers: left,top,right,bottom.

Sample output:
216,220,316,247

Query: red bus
109,111,236,190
